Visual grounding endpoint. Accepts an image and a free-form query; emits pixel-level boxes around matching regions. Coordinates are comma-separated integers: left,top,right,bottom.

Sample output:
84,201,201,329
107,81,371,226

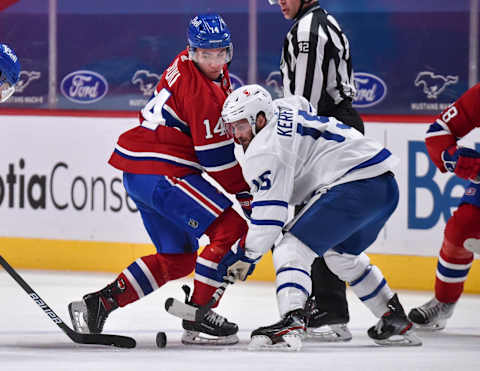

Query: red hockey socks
110,252,196,307
435,204,480,303
191,208,248,307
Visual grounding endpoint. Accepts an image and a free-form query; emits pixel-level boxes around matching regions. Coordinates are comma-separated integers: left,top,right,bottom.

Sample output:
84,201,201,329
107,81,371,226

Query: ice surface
1,270,479,371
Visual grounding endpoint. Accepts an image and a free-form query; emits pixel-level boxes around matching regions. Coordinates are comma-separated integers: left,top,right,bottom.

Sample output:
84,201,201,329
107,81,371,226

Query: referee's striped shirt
280,5,356,115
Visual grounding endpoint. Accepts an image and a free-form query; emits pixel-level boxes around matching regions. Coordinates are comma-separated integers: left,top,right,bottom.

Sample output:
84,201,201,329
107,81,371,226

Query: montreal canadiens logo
465,187,477,197
60,70,108,104
352,72,387,108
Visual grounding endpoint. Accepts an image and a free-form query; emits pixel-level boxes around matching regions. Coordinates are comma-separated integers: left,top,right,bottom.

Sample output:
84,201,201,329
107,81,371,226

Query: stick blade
73,332,136,348
62,323,136,348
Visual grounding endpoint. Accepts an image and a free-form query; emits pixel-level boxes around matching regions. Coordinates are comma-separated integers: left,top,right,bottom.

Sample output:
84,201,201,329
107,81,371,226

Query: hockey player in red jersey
409,83,480,330
68,14,252,345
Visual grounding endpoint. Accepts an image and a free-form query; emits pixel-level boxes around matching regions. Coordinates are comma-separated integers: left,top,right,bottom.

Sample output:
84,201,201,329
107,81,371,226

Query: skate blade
68,301,89,334
181,330,239,346
306,324,352,342
248,335,302,351
373,330,423,347
411,321,446,332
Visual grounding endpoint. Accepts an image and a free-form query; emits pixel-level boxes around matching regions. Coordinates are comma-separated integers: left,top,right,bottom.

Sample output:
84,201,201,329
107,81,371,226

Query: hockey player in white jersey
218,84,422,350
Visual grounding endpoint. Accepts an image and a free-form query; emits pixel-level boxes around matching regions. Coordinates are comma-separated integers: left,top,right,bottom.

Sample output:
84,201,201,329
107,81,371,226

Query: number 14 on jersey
203,118,227,139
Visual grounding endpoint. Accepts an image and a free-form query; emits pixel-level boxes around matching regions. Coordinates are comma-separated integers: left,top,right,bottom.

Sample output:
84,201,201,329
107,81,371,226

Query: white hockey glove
227,260,255,282
217,236,260,282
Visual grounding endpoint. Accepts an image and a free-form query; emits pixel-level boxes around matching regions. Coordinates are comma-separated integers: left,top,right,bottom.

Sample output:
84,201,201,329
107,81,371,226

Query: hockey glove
441,146,480,182
217,236,259,282
235,191,253,219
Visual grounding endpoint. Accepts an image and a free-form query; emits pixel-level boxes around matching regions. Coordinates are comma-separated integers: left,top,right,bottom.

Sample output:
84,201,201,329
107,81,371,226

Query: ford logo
352,72,387,108
60,70,108,104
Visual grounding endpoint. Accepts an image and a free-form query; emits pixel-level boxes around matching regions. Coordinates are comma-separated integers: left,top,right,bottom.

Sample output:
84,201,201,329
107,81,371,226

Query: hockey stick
0,255,136,348
164,279,231,322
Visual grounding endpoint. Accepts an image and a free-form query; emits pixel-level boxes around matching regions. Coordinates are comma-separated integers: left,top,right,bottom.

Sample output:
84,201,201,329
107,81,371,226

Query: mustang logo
229,73,244,91
131,69,161,97
414,71,458,99
15,71,41,93
265,70,283,98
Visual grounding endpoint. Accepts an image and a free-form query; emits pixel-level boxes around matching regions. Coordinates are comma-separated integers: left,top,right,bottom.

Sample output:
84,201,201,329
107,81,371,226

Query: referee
269,0,364,341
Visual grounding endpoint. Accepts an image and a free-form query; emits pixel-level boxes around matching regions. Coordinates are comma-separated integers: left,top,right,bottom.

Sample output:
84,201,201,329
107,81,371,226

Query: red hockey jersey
425,83,480,172
109,49,249,195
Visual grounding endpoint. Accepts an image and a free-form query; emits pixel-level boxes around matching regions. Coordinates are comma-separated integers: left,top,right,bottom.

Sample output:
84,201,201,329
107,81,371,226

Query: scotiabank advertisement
1,115,479,256
0,116,149,244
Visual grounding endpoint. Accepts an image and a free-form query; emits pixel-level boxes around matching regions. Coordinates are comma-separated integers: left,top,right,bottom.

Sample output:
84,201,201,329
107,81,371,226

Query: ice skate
179,284,239,345
305,298,352,342
408,297,455,331
181,308,239,345
248,309,306,351
368,294,422,346
68,283,119,334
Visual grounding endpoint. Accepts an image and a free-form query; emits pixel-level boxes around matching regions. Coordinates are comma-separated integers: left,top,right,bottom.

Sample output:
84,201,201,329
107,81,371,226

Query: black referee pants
308,98,364,323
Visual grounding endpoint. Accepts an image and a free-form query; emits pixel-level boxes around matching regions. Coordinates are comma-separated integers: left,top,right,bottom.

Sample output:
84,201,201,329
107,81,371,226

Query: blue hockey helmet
187,13,233,63
0,43,21,102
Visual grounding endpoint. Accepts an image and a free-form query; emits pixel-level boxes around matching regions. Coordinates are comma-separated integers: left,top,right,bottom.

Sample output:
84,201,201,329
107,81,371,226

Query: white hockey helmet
222,84,275,137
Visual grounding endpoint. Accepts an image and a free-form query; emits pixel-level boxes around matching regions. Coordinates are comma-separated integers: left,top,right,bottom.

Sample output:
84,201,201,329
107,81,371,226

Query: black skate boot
305,296,352,342
68,281,122,334
180,286,239,345
249,309,306,351
182,308,239,345
368,294,422,346
408,297,455,331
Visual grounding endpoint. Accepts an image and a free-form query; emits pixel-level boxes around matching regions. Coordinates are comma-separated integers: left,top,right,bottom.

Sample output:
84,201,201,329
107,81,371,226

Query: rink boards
0,113,479,292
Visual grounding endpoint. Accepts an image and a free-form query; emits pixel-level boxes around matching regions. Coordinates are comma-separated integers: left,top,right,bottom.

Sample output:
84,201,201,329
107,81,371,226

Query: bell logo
407,141,475,229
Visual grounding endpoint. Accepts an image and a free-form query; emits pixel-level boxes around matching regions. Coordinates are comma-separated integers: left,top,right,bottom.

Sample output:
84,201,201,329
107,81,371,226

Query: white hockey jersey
243,96,399,259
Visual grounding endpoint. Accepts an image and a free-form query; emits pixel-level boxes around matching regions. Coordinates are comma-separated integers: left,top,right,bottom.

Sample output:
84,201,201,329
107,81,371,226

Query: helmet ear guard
187,13,233,63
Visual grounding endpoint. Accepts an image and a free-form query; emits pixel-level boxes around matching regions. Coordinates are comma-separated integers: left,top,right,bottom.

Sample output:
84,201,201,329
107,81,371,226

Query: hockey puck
156,331,167,348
